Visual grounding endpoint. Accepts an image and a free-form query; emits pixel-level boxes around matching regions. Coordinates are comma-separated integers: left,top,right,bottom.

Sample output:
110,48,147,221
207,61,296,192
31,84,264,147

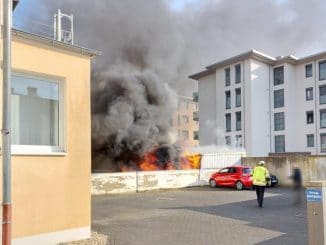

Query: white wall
198,74,217,145
248,59,271,156
91,169,220,195
294,62,317,154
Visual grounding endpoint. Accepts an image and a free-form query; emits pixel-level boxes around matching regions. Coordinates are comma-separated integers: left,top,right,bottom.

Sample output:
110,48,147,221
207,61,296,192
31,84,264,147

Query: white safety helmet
258,161,266,166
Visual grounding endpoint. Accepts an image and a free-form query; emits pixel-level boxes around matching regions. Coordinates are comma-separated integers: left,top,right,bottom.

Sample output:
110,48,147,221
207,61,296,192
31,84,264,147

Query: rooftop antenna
54,9,74,44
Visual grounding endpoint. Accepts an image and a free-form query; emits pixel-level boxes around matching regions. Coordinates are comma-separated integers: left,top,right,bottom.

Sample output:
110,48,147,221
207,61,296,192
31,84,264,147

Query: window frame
11,72,66,155
307,134,314,148
320,109,326,128
319,60,326,81
225,113,231,132
235,88,241,107
321,134,326,152
306,64,313,78
306,87,313,101
320,85,326,104
225,67,231,87
275,135,285,153
235,64,241,84
235,111,241,131
306,111,314,124
235,134,242,147
273,66,284,86
225,90,231,109
274,89,284,108
274,112,285,131
225,136,231,146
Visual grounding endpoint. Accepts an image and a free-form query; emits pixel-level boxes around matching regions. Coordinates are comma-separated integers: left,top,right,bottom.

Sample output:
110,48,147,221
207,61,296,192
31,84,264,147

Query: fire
180,152,201,170
139,151,162,171
138,149,201,171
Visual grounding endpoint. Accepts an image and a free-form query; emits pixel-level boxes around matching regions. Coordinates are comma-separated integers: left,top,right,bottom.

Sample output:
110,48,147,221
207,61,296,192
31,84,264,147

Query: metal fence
200,152,246,169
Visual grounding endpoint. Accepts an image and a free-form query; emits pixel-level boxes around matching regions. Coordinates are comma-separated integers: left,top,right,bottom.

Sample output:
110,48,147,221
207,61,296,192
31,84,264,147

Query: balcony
193,111,199,121
193,92,199,102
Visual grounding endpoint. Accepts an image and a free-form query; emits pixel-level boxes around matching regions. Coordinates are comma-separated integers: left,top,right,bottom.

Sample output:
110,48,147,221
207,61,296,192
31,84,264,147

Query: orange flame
139,151,161,171
138,149,201,171
180,152,201,170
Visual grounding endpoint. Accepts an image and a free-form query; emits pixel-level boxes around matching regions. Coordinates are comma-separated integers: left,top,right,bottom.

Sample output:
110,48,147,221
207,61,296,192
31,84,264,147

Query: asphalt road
92,187,307,245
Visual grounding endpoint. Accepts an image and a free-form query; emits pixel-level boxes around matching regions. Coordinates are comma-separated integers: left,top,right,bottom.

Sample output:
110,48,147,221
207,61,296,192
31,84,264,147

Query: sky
10,0,326,96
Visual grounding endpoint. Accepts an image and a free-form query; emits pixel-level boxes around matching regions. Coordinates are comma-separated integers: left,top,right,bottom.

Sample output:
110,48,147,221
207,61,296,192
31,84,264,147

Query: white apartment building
189,50,326,156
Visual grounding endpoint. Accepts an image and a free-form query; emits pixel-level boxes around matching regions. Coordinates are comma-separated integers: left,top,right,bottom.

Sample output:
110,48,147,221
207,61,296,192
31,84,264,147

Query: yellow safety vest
252,166,270,186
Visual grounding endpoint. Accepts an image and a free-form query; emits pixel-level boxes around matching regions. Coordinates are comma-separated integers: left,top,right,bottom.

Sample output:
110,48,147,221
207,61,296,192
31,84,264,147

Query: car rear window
243,168,251,174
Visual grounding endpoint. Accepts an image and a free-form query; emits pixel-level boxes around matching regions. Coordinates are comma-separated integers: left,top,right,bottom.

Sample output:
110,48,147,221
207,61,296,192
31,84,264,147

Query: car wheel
209,179,217,188
235,181,243,190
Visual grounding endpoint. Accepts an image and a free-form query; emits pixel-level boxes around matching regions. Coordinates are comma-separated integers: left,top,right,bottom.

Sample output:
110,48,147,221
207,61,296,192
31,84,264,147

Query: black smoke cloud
14,0,326,171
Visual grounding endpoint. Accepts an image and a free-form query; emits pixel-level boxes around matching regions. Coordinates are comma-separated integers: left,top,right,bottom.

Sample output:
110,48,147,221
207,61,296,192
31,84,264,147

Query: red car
209,166,253,190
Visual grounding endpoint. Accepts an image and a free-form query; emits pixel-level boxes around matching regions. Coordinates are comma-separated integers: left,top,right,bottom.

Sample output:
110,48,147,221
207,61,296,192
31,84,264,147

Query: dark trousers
255,185,265,207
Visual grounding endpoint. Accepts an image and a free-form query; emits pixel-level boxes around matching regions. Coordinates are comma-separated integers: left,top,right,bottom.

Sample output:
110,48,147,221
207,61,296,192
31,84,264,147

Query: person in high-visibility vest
252,161,270,208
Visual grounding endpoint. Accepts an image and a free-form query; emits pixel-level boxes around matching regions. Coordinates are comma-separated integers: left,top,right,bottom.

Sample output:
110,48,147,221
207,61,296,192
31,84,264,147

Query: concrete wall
92,169,219,195
242,155,326,187
249,59,271,156
0,35,92,242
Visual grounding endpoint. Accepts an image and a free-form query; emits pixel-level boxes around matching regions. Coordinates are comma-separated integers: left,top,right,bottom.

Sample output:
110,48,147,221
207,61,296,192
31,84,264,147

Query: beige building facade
173,96,199,148
1,3,100,243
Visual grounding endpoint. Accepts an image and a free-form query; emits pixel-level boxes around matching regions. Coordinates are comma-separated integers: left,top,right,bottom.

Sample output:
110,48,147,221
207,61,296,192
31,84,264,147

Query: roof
12,28,102,58
189,49,326,80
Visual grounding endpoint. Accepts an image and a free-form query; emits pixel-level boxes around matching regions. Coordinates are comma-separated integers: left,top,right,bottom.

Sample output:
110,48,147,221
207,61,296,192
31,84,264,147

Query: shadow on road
164,189,307,245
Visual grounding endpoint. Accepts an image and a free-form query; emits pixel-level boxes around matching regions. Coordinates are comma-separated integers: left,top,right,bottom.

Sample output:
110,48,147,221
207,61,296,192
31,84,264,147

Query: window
306,64,313,78
226,114,231,132
193,131,199,140
275,135,285,153
219,168,229,174
225,68,230,86
193,92,199,102
306,111,314,124
235,88,241,107
182,130,189,139
11,74,63,153
321,134,326,152
225,136,231,146
274,89,284,108
320,110,326,128
235,135,242,147
235,64,241,84
243,168,251,174
307,134,314,147
236,112,241,131
225,91,231,109
320,85,326,104
306,87,313,101
274,66,284,85
229,167,237,173
319,61,326,80
274,112,285,131
182,115,189,123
